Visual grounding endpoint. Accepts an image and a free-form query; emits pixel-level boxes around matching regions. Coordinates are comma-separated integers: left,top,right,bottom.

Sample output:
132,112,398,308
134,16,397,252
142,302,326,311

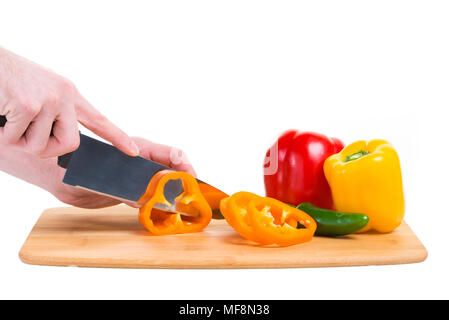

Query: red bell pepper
263,130,344,209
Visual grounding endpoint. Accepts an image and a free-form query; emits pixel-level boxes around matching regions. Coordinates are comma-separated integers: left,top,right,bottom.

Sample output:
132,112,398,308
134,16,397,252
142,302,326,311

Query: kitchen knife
58,133,187,207
61,133,230,217
0,115,227,215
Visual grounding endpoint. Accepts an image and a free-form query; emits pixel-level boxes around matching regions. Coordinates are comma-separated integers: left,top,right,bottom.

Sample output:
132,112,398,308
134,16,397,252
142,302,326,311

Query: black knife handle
1,115,73,168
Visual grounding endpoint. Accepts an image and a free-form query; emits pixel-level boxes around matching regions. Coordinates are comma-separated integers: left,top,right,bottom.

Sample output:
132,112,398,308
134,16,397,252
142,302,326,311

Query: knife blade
60,133,231,219
59,133,187,207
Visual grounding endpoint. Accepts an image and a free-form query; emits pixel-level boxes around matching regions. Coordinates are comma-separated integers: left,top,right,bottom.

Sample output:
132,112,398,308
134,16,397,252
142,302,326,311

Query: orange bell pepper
220,192,272,245
248,197,316,246
220,192,317,246
138,170,212,235
198,182,229,219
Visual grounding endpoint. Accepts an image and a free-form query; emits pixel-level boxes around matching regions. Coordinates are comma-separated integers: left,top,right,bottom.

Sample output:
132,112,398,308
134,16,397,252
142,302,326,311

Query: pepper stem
344,150,369,162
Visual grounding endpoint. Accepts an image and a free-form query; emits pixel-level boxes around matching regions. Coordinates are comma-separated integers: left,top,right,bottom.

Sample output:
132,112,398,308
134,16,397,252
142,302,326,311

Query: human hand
0,47,139,158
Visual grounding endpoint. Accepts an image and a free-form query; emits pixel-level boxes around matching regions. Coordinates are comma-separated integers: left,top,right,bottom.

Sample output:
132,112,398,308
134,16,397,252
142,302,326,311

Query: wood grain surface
19,205,427,269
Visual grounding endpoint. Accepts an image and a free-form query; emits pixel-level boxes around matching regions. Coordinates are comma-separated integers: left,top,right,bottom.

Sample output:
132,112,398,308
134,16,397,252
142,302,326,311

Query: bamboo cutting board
19,205,427,269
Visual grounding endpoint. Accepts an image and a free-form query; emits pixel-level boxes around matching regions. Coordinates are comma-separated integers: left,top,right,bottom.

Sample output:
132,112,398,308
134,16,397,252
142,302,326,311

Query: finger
137,140,171,165
167,146,197,176
123,200,141,208
175,161,197,177
133,137,197,177
0,102,39,145
39,107,80,158
75,98,139,156
22,110,55,155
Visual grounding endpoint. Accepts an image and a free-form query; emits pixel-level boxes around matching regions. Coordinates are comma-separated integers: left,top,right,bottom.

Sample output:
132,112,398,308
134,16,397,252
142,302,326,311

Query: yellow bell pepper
323,140,405,233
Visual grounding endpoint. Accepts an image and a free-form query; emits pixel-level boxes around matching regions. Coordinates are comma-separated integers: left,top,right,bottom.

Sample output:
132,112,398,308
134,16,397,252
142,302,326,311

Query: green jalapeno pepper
296,202,369,237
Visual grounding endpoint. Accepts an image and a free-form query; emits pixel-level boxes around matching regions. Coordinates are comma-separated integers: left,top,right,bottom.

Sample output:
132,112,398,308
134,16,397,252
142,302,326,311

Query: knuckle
59,78,77,94
63,135,80,153
20,101,40,117
46,91,60,107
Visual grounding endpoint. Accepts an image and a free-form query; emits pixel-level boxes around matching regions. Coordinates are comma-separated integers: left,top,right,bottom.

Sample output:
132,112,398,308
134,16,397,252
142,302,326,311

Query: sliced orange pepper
220,192,317,246
138,170,212,235
248,197,316,246
220,192,273,245
198,182,229,219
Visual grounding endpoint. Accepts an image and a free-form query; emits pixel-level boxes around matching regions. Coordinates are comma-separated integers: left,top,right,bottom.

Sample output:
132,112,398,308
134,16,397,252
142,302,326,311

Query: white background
0,0,448,299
